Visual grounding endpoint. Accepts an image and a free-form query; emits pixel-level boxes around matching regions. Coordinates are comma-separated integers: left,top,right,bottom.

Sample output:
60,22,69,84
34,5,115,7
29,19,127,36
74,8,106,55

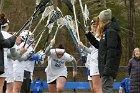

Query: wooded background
1,0,140,85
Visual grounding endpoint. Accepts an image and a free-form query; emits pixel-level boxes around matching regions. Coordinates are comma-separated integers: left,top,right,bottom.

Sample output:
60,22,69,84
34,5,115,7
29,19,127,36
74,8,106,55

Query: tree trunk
0,0,4,13
128,0,136,58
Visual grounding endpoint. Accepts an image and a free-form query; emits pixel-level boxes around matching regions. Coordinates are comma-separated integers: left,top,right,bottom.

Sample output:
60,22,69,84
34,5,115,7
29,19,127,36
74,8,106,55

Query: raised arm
0,32,16,48
78,41,91,54
85,31,99,49
10,46,27,60
45,39,55,55
17,50,34,61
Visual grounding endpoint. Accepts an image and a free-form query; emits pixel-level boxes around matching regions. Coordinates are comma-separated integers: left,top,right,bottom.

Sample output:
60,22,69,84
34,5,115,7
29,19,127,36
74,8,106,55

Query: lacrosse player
44,39,77,93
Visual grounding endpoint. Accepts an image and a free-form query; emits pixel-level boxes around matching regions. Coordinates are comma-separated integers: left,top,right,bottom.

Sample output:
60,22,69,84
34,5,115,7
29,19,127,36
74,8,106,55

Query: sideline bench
32,82,121,90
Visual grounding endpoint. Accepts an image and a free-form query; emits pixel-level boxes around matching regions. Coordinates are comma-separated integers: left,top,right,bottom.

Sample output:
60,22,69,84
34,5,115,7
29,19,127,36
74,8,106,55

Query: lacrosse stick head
57,17,66,27
19,30,29,39
70,0,76,5
64,15,75,30
36,0,51,9
36,0,41,6
64,15,72,21
82,4,89,27
64,15,72,26
56,7,63,16
64,15,78,40
36,0,53,15
42,5,54,20
84,4,89,20
46,11,55,33
55,7,65,26
47,22,54,33
19,30,34,44
47,9,63,25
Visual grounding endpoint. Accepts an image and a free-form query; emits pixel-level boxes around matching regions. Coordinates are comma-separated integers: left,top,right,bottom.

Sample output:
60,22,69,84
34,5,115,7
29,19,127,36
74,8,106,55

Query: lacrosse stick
53,25,60,40
15,0,52,36
52,18,64,40
70,0,80,41
83,4,89,27
28,8,62,49
64,15,81,53
42,7,65,51
64,15,78,40
78,0,89,27
32,5,54,34
64,15,78,93
78,0,84,19
42,8,63,50
23,31,30,47
43,24,61,55
27,11,55,49
33,30,45,50
36,0,41,6
52,7,65,39
34,23,61,63
64,15,87,63
79,0,84,14
22,11,36,48
33,22,54,50
35,0,52,13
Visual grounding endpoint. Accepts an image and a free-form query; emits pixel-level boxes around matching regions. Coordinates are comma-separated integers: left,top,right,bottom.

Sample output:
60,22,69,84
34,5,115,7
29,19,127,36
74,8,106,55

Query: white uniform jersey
24,60,35,73
88,45,99,76
0,31,12,77
85,45,95,69
6,42,19,82
45,49,74,83
12,43,24,81
13,42,33,82
6,51,14,83
24,45,35,73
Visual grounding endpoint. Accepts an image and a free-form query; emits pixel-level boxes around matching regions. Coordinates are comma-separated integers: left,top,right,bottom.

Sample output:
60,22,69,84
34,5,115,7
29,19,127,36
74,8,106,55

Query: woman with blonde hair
78,16,102,93
85,9,122,93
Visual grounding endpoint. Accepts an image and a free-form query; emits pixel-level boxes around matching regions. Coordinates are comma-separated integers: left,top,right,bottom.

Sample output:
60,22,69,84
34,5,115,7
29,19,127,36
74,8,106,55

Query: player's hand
50,38,55,46
78,41,84,48
20,47,27,53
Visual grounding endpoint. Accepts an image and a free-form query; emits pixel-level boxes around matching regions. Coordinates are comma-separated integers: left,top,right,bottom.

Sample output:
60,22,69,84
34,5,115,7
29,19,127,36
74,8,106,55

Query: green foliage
3,0,12,9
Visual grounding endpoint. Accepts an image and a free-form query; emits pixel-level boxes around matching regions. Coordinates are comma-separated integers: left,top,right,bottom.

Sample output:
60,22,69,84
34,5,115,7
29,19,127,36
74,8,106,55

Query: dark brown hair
0,13,6,19
58,44,64,49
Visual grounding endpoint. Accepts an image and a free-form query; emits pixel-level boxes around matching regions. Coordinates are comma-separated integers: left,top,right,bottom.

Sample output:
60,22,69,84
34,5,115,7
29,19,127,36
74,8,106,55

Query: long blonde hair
91,16,99,33
95,20,110,39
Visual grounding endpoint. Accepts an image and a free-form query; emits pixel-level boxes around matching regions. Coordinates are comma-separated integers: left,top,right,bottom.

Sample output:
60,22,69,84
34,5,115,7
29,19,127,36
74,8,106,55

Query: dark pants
20,70,31,93
3,81,6,93
102,76,114,93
